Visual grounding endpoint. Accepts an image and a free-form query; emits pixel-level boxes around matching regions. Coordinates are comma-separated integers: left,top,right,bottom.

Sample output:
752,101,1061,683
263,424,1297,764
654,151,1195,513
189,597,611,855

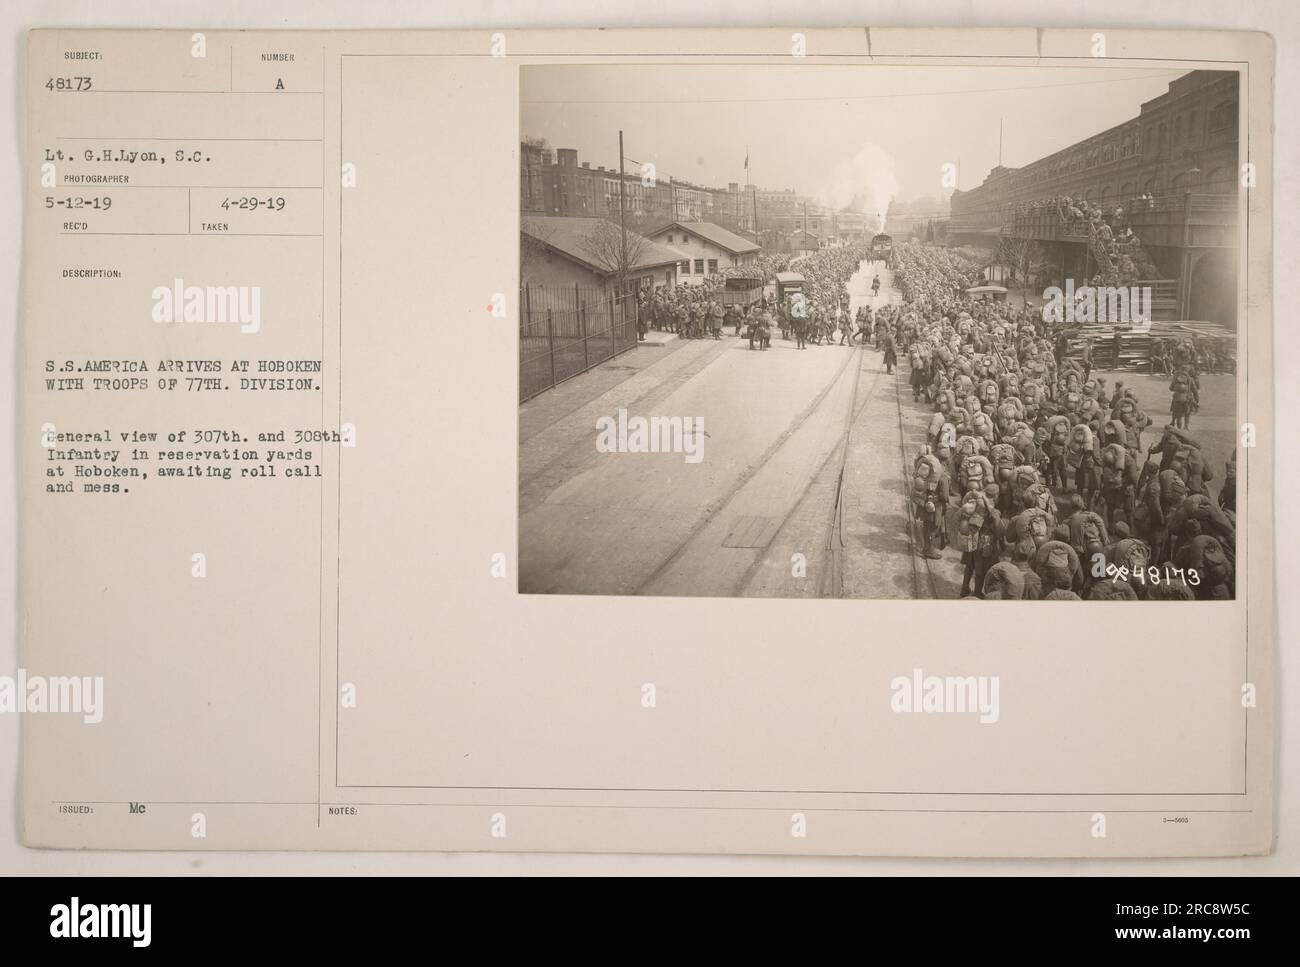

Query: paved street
519,259,1237,598
520,259,960,597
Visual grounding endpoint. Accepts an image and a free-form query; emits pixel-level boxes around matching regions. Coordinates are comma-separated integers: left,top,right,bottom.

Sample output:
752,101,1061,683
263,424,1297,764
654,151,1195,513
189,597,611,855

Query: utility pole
751,187,759,248
669,175,677,221
618,129,628,298
803,201,808,250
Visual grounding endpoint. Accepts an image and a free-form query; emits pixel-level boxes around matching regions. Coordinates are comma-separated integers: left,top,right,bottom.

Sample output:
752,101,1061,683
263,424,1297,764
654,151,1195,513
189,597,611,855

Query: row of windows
679,259,719,276
984,98,1238,196
973,166,1237,221
953,162,1240,226
534,164,810,217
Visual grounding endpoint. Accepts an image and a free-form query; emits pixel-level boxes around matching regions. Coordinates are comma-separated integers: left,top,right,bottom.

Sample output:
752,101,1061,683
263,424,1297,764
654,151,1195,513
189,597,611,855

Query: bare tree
997,233,1045,290
580,216,651,280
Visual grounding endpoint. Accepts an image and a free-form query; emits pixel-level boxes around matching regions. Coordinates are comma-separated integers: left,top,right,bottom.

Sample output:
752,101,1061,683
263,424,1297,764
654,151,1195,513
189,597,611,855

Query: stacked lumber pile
1062,321,1237,372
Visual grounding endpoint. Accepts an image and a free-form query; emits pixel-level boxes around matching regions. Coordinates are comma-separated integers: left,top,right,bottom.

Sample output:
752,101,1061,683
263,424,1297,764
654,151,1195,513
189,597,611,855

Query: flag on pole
744,147,749,170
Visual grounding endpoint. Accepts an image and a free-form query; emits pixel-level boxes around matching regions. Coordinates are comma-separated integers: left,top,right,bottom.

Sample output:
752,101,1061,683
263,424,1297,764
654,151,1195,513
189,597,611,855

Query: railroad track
725,339,889,600
816,340,877,598
632,339,867,596
635,267,919,599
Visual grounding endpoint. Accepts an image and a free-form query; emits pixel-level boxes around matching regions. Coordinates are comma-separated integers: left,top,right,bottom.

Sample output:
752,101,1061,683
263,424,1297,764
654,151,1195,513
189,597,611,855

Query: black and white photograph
518,64,1241,600
2,1,1288,907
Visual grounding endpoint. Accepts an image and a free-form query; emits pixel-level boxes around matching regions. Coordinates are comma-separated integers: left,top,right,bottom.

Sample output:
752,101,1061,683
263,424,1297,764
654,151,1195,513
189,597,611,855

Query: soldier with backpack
1142,469,1188,563
1033,539,1085,596
911,452,951,560
909,343,930,401
1065,423,1099,506
956,489,1002,597
882,328,898,374
724,303,741,337
1177,534,1233,600
1098,439,1138,530
1169,366,1197,429
1067,503,1109,591
709,299,725,339
981,562,1025,600
854,305,872,345
1042,414,1071,491
1220,451,1236,514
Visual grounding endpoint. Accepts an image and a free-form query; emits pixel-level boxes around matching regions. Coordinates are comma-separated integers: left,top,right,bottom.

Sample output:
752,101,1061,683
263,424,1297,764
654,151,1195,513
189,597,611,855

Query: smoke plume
818,143,899,235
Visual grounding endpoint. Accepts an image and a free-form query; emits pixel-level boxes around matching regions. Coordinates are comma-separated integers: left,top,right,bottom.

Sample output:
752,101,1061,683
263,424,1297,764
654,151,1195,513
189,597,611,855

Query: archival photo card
19,27,1273,857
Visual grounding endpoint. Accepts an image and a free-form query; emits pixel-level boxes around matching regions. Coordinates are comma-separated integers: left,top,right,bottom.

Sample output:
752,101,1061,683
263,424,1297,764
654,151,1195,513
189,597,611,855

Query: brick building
947,70,1240,325
520,143,852,244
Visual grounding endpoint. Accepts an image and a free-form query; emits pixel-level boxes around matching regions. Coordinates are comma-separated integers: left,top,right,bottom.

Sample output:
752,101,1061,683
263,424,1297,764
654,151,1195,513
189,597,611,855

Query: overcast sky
521,65,1190,215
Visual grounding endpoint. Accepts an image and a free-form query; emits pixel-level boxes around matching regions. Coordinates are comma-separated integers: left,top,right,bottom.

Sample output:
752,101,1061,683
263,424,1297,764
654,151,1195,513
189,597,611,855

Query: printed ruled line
58,136,323,142
318,41,327,830
48,800,1256,816
55,89,323,95
337,784,1253,796
336,53,343,792
61,232,323,238
57,185,326,190
338,52,1248,65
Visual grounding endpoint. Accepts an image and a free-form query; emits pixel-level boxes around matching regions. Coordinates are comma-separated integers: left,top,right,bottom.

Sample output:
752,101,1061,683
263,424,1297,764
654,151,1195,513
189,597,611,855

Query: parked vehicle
719,273,765,308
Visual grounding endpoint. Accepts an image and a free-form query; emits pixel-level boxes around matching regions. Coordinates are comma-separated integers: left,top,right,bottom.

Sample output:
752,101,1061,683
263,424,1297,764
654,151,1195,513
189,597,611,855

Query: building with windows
519,142,863,261
832,211,869,244
762,206,836,240
788,230,822,257
646,221,760,285
520,140,549,213
947,70,1239,324
521,216,680,293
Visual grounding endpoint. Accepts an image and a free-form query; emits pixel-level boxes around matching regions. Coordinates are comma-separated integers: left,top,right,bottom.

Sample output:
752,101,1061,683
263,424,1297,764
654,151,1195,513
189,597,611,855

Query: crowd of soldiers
638,252,790,341
1054,195,1160,286
1150,335,1235,377
758,245,878,350
885,241,1235,601
1004,192,1160,288
639,244,875,350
